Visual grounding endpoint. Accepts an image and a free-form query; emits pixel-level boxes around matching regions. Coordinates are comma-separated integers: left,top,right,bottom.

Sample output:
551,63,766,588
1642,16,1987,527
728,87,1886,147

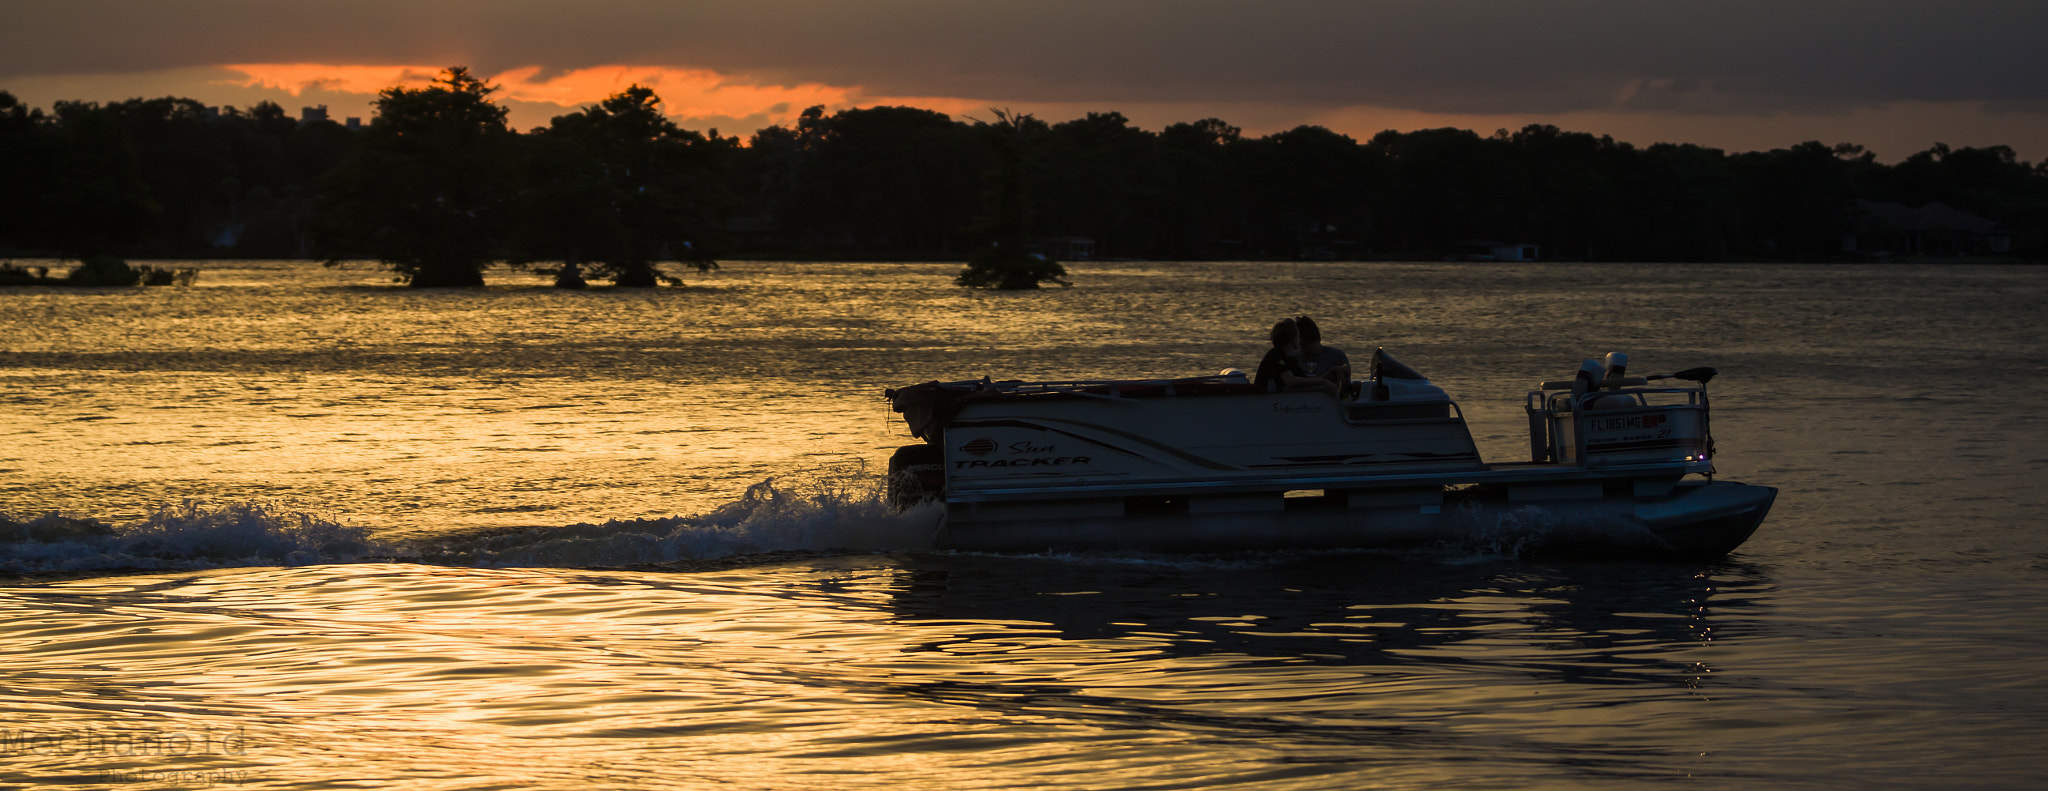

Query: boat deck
945,457,1714,504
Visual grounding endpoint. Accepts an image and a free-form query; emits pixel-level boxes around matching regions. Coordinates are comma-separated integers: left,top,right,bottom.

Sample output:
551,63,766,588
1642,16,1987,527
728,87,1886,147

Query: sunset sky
4,0,2043,161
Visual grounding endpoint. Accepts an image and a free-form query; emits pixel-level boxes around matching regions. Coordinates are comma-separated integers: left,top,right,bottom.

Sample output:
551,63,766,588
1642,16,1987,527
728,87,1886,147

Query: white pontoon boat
885,351,1775,560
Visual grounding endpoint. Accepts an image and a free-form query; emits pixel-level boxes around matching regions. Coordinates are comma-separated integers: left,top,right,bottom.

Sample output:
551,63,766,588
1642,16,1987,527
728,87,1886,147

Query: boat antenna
1648,366,1718,385
1645,366,1721,479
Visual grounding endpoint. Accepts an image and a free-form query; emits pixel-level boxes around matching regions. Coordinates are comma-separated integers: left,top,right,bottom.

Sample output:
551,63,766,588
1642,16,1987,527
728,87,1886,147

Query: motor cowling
886,444,945,510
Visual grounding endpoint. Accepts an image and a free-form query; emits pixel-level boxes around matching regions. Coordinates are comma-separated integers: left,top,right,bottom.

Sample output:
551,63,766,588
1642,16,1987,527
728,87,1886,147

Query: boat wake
1,474,945,575
0,501,388,574
1433,500,1681,562
410,476,942,567
1,475,1709,576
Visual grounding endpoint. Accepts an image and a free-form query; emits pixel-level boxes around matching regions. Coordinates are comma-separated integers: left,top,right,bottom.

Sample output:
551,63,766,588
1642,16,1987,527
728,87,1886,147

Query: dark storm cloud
4,0,2042,115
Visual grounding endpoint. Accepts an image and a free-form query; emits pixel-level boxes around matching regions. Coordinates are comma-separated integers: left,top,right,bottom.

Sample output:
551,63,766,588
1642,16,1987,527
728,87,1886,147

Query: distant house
1033,236,1096,261
210,223,245,249
1449,240,1540,262
1849,200,2011,256
298,105,329,127
725,216,783,250
1492,242,1540,262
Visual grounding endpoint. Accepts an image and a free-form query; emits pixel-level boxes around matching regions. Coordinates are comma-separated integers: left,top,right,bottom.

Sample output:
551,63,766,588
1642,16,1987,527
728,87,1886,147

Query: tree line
3,67,2044,288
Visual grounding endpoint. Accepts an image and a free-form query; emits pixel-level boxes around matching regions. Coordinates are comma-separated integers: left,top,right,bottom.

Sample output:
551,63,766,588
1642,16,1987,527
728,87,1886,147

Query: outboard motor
1568,358,1606,405
1602,352,1629,383
1589,351,1639,409
1542,358,1607,462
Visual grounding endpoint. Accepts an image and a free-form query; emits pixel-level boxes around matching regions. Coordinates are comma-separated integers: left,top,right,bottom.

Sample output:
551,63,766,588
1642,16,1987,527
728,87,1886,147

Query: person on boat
1255,318,1337,393
1294,315,1351,389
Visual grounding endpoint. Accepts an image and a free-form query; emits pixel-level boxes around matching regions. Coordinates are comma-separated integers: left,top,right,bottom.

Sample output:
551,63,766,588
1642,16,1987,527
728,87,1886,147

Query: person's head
1295,315,1322,351
1269,318,1299,351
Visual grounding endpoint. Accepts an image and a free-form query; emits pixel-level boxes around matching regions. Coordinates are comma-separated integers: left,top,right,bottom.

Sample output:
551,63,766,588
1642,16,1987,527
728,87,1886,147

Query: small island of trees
2,67,2044,290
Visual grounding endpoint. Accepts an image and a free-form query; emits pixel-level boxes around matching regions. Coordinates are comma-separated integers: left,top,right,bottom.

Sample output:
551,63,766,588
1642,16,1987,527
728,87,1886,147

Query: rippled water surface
3,260,2046,789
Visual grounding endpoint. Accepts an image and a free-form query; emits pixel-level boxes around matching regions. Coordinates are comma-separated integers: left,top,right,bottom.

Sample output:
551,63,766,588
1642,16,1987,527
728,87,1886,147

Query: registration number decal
1589,413,1666,432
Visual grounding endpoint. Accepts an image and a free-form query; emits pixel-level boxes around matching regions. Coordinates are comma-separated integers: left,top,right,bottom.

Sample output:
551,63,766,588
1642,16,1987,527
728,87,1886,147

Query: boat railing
1524,383,1713,467
928,375,1257,399
1343,399,1463,423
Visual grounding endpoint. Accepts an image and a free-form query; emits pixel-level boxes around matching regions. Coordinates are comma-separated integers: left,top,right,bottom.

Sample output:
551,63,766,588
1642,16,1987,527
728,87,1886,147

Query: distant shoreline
5,256,2042,274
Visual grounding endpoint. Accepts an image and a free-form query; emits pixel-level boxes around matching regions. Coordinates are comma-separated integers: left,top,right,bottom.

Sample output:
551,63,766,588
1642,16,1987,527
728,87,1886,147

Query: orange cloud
489,65,854,116
220,63,444,96
219,63,982,128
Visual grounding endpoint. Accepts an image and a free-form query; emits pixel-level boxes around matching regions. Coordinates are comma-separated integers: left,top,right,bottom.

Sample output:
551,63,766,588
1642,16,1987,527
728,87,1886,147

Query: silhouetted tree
1367,128,1529,254
0,92,53,255
214,101,349,258
1494,125,1627,259
523,85,731,287
1154,118,1247,259
1730,141,1862,259
1615,143,1743,260
773,105,987,256
8,81,2048,267
957,110,1068,289
730,106,830,250
324,67,516,287
1033,112,1161,258
1242,125,1379,258
24,100,162,259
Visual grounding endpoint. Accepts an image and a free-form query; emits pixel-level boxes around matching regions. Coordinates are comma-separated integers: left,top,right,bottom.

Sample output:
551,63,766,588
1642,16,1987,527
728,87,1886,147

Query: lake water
3,260,2045,789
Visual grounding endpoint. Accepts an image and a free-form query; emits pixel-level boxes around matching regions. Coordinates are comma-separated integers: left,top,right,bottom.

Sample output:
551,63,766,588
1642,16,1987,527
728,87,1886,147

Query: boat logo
960,437,998,456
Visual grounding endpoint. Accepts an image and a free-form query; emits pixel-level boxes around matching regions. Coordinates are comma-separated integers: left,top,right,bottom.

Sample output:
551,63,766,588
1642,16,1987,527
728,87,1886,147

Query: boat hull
892,369,1772,561
936,480,1775,562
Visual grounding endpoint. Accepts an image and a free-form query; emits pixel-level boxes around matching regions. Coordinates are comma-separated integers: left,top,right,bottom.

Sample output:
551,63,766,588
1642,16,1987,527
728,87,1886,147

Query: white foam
0,501,387,573
413,475,943,567
1421,500,1667,562
1,473,942,574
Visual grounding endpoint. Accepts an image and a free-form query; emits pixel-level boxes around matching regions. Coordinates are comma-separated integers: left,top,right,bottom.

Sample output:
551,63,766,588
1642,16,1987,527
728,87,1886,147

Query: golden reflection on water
8,257,1858,535
5,260,1602,534
6,261,2048,788
4,545,2046,789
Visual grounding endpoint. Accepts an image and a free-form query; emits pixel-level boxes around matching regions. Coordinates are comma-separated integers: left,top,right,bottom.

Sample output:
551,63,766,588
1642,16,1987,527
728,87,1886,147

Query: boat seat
1584,393,1640,410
